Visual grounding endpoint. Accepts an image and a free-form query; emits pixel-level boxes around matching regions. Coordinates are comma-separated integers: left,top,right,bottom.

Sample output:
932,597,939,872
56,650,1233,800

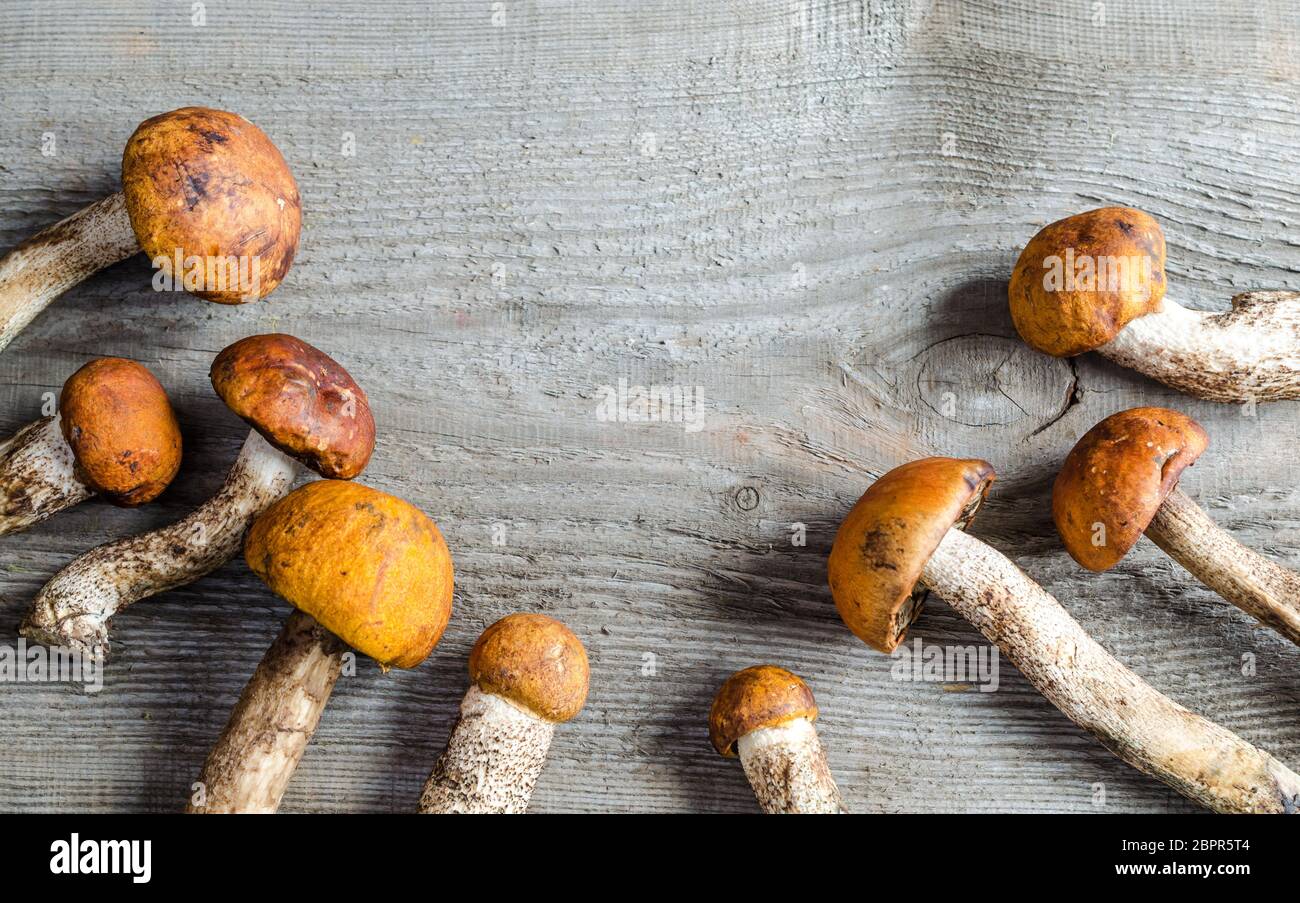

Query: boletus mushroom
1009,206,1300,402
0,107,300,354
0,357,180,535
188,479,454,814
709,665,845,814
21,334,373,656
418,613,588,814
828,457,1300,813
1054,406,1300,647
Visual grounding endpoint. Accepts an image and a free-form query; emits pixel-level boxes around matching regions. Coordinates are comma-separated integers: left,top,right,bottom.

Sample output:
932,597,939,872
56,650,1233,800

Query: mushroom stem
20,430,297,655
187,609,345,814
1100,293,1300,402
0,414,92,536
736,718,845,814
417,686,555,814
1146,486,1300,646
0,193,138,354
921,526,1300,814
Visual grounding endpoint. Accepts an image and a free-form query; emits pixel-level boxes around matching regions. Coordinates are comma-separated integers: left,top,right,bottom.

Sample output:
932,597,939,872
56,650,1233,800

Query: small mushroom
0,357,180,535
20,334,373,656
1009,206,1300,402
188,479,454,814
0,107,300,354
1054,406,1300,647
709,665,845,814
418,613,588,814
828,457,1300,813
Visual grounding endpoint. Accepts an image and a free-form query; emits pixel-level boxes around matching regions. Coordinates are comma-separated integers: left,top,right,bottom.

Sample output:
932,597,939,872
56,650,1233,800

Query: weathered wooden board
1,0,1298,813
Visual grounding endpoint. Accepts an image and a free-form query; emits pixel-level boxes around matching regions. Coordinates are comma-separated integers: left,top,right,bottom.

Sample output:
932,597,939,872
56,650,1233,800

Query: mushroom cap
468,613,589,723
828,457,995,653
58,358,182,506
1053,407,1207,572
244,480,454,669
709,665,818,757
1009,207,1167,357
121,107,301,303
210,334,375,479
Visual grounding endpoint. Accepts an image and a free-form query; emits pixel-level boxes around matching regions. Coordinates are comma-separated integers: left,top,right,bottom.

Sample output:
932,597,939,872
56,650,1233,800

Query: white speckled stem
736,717,846,814
20,430,297,657
922,527,1300,814
187,609,345,814
1147,486,1300,648
0,414,92,536
1100,293,1300,402
0,193,138,355
418,686,555,814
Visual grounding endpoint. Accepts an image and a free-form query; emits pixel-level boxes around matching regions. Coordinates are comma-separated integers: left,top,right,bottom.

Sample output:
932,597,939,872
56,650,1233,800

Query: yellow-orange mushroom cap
828,457,995,653
709,665,819,757
1009,207,1167,357
244,480,454,668
468,613,589,723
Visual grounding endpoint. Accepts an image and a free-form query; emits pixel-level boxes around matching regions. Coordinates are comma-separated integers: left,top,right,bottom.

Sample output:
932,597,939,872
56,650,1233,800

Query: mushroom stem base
187,609,345,814
0,414,91,536
0,192,138,355
21,430,298,656
1148,486,1300,647
736,717,845,814
921,526,1300,814
1100,294,1300,402
418,686,555,814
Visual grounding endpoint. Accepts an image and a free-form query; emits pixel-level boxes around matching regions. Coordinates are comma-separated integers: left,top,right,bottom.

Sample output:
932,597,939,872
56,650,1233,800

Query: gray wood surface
1,0,1298,813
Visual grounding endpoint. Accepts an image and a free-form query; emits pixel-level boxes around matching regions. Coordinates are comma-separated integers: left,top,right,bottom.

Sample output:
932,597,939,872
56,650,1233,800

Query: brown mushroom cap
210,334,375,479
468,613,589,723
58,357,182,506
709,665,818,757
121,107,301,303
1053,407,1207,572
244,480,454,669
1009,207,1167,357
828,457,995,653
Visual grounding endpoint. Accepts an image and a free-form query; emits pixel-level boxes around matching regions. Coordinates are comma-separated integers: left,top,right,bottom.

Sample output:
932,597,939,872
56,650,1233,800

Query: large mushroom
1054,406,1300,647
709,665,845,814
1009,206,1300,402
0,357,180,535
20,334,373,656
828,457,1300,813
188,479,454,814
0,107,300,354
418,613,588,814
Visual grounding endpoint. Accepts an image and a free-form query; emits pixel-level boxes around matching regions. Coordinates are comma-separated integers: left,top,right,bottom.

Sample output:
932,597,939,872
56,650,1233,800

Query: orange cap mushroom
709,665,818,757
211,333,375,480
1052,407,1207,572
469,613,590,723
828,457,995,653
122,107,301,303
245,479,454,669
59,357,182,506
1009,207,1166,358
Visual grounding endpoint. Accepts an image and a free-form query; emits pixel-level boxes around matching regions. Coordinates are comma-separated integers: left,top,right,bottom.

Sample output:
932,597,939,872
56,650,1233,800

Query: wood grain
0,0,1298,813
